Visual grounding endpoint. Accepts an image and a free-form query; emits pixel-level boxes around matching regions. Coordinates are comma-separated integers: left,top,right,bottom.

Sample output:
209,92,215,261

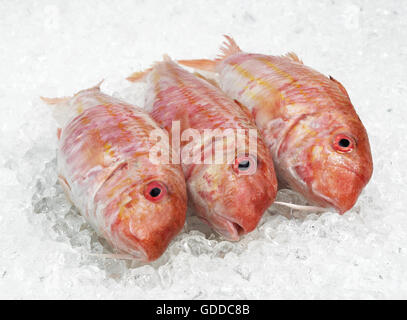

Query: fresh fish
128,57,278,240
179,36,373,214
41,83,187,261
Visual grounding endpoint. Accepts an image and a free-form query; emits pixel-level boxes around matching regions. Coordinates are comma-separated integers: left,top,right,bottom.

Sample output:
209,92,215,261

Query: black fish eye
238,160,250,170
333,134,354,153
149,187,161,198
234,154,257,175
144,181,167,202
338,138,350,148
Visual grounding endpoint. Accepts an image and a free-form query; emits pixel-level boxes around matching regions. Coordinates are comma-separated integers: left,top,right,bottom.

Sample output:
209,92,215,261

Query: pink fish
128,57,278,240
41,83,187,261
179,36,373,214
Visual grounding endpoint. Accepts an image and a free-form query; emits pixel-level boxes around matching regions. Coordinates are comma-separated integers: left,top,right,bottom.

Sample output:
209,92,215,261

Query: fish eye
238,160,250,170
144,181,167,202
233,154,257,175
333,134,354,153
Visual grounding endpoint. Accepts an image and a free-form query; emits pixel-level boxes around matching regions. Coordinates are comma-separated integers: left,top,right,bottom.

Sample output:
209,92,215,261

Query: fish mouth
116,237,150,261
289,162,368,215
314,165,366,214
210,214,246,241
132,242,150,261
125,226,153,261
108,234,150,261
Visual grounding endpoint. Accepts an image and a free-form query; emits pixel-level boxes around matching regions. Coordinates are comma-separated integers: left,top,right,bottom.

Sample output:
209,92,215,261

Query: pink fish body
42,84,187,261
179,36,373,214
128,57,277,240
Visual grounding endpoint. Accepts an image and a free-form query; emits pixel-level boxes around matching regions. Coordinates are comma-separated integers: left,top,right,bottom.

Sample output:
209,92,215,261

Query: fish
41,82,187,261
179,35,373,214
127,56,278,240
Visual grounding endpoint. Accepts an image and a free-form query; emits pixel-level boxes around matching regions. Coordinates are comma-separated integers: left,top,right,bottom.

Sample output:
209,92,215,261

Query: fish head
95,159,187,261
285,113,373,214
187,144,277,240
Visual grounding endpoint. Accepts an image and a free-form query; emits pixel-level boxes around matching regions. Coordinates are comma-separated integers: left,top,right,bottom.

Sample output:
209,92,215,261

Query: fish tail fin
40,80,104,105
41,80,103,129
178,35,241,72
40,96,71,105
40,95,71,137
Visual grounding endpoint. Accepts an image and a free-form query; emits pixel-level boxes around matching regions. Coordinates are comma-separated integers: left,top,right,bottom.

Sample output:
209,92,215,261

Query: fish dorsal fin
329,76,350,99
91,79,104,90
178,35,241,73
283,52,303,64
163,54,172,62
216,35,242,61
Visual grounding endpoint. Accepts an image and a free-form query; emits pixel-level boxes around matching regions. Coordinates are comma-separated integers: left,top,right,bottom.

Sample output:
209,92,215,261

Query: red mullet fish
41,83,187,261
128,57,278,240
179,36,373,214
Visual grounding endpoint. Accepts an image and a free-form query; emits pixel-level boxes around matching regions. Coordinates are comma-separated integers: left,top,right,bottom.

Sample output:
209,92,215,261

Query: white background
0,0,406,299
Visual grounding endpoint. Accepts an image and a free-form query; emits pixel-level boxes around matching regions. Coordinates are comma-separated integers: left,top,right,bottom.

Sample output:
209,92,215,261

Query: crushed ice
1,0,407,298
